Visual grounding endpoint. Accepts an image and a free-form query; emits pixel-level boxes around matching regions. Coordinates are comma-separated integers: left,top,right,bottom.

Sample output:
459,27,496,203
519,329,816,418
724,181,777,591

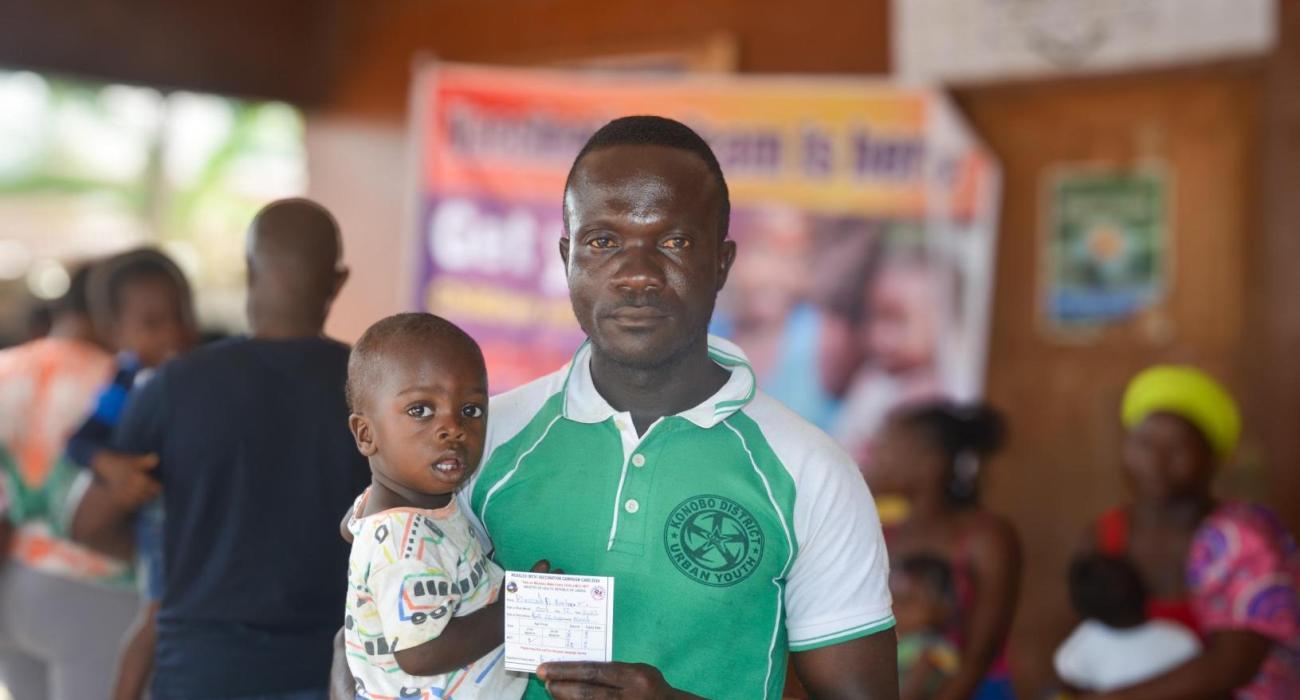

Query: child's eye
406,405,433,418
461,404,484,419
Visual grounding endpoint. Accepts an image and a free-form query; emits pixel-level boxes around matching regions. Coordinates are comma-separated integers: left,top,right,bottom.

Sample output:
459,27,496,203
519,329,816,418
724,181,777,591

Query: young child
64,248,197,700
69,248,197,499
343,313,528,699
1054,553,1201,693
892,554,961,700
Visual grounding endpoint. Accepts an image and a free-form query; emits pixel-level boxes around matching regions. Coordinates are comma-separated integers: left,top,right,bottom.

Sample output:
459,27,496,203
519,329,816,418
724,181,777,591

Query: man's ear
349,413,377,457
558,236,571,271
329,266,350,303
716,238,738,292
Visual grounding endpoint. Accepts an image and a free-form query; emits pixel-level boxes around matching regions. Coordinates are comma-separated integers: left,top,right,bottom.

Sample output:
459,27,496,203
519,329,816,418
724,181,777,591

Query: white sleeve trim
788,608,897,651
741,393,894,650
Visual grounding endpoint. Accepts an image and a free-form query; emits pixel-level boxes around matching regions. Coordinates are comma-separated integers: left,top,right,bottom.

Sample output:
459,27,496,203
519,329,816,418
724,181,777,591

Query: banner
412,64,1000,467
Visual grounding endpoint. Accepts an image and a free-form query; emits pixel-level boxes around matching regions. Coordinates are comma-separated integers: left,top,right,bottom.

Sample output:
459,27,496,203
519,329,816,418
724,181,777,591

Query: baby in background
892,554,962,700
342,313,534,699
1054,553,1200,693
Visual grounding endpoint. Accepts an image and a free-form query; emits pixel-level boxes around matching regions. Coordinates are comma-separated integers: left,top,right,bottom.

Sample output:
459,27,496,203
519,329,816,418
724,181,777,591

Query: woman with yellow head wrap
1122,365,1240,461
1119,365,1238,505
1073,366,1300,700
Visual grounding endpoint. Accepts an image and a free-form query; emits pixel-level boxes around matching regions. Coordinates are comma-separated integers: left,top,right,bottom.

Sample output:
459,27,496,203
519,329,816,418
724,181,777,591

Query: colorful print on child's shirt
344,499,524,700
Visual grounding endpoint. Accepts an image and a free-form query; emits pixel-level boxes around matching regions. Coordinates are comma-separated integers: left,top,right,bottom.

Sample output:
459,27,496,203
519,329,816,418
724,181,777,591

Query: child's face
114,277,193,367
355,340,488,502
890,571,948,636
863,264,937,374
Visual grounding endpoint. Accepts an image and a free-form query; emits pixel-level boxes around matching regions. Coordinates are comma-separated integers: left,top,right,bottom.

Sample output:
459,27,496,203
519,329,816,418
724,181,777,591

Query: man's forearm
68,481,136,559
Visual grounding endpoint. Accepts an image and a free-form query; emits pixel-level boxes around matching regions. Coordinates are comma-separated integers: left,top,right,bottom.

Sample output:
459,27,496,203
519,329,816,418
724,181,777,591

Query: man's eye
588,236,616,249
406,405,433,418
663,236,692,249
462,404,485,419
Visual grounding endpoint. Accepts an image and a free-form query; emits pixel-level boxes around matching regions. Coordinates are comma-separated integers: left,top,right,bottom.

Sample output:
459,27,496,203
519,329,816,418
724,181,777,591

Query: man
335,117,898,699
112,199,371,698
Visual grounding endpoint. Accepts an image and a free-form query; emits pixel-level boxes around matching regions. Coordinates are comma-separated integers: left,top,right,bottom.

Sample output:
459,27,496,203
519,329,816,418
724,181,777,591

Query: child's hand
92,450,161,508
530,559,563,575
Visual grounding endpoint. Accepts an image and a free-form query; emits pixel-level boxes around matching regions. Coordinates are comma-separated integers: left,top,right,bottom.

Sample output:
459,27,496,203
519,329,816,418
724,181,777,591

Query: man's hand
537,662,702,700
91,450,160,508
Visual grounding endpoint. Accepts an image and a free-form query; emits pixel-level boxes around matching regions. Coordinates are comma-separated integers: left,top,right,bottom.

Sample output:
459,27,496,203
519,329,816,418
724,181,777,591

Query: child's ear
349,413,377,457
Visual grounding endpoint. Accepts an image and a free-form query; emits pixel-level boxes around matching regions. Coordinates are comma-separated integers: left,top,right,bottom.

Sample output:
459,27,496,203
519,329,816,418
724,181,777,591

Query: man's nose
611,244,665,295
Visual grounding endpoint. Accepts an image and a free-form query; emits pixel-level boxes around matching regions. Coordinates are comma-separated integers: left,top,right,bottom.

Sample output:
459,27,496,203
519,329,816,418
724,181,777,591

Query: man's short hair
563,115,730,239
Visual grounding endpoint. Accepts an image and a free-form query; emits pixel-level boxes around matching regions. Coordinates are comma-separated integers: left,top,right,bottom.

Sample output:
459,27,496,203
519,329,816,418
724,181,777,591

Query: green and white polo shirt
462,336,894,700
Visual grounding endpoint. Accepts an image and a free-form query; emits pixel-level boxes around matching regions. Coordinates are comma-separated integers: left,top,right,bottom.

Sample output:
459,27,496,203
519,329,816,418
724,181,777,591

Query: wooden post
1248,1,1300,532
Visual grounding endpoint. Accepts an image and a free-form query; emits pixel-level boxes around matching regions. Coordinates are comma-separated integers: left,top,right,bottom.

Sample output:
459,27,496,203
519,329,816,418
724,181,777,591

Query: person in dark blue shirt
108,199,370,699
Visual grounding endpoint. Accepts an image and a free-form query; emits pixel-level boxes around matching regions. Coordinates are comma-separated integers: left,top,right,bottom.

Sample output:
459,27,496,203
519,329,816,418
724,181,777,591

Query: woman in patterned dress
1087,366,1299,700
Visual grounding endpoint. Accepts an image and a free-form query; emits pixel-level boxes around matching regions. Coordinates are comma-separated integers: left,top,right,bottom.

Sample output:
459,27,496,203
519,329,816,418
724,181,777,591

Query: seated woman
868,401,1021,700
1086,365,1299,700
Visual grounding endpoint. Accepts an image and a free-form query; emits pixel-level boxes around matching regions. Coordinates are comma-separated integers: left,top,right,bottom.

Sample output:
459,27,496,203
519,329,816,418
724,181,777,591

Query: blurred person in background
95,199,370,699
867,401,1021,700
0,262,141,699
1082,366,1299,700
62,247,198,700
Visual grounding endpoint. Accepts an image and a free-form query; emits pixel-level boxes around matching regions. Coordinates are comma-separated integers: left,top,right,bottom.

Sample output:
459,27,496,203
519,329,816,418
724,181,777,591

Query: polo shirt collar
562,335,757,429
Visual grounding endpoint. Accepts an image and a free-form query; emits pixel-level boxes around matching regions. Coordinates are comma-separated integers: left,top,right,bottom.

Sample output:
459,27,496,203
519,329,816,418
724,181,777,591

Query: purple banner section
415,195,584,390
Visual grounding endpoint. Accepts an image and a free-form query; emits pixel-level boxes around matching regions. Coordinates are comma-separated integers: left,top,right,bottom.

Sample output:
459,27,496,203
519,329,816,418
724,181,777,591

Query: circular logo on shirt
664,495,764,587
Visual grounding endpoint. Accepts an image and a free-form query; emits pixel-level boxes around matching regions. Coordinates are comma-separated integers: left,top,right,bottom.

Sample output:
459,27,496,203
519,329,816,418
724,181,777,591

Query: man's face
561,145,735,369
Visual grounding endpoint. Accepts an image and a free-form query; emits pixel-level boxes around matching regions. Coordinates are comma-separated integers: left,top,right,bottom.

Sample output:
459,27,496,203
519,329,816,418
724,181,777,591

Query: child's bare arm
392,558,555,677
339,505,354,544
393,598,505,675
340,488,370,544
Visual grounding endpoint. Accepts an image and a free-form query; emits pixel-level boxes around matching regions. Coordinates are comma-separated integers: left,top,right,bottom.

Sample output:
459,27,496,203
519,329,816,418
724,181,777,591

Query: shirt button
624,499,640,514
631,454,646,468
